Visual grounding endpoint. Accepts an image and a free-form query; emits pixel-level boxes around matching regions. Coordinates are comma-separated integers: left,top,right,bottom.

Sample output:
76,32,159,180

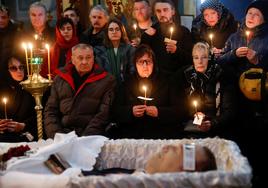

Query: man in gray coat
44,43,116,138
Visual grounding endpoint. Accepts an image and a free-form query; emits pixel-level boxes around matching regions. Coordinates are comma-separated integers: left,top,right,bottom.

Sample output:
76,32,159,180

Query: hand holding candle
2,97,8,119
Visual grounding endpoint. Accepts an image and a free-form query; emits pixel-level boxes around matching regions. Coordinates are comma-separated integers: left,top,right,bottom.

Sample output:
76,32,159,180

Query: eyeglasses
136,59,153,66
8,65,24,72
108,27,120,32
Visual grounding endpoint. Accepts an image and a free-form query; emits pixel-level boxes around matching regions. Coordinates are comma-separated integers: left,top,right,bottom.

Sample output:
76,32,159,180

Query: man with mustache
141,0,193,76
80,5,109,47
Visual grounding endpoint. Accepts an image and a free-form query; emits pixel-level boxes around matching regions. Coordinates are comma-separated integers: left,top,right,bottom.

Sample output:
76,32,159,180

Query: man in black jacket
141,0,193,76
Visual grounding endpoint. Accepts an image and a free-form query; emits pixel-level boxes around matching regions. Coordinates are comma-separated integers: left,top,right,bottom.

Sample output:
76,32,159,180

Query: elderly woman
40,17,79,79
94,18,135,85
0,56,37,142
112,44,184,139
172,42,236,139
191,0,238,58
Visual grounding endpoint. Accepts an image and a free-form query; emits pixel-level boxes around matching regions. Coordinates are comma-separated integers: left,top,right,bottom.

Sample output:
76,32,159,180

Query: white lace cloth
0,137,252,188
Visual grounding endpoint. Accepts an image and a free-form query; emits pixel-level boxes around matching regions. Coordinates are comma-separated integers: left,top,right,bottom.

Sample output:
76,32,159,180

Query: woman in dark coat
0,56,37,142
191,0,238,58
112,44,184,139
219,2,268,186
172,42,236,139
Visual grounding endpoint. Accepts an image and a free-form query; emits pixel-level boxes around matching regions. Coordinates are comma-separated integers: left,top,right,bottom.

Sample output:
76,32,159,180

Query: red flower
2,145,31,162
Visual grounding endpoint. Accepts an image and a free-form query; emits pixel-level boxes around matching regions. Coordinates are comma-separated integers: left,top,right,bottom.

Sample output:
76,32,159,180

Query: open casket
0,137,252,188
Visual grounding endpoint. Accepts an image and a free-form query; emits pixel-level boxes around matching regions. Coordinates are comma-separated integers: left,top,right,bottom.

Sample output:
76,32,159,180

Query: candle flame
209,33,213,40
2,97,7,104
28,43,33,49
245,31,250,37
133,23,137,30
34,34,38,40
193,100,197,107
45,43,50,50
22,42,27,49
142,85,147,92
170,27,174,33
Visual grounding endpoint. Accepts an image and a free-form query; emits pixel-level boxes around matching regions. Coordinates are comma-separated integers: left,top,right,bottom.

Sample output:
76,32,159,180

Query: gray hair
72,43,93,53
89,5,109,18
29,2,47,13
192,42,210,56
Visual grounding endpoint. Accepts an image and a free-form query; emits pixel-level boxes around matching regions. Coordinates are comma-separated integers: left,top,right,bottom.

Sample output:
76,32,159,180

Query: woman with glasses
112,44,184,139
94,18,135,85
171,42,236,139
0,56,37,142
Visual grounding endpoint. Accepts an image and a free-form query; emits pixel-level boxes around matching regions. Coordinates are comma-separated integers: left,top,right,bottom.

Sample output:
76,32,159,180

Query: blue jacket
219,23,268,75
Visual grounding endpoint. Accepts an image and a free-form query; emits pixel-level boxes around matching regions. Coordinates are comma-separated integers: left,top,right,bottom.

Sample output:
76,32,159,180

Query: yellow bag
239,68,268,101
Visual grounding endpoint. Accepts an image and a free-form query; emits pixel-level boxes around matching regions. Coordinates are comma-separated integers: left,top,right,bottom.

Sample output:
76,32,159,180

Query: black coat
172,63,236,138
112,73,184,139
191,7,238,49
141,22,193,76
0,77,37,142
80,26,105,47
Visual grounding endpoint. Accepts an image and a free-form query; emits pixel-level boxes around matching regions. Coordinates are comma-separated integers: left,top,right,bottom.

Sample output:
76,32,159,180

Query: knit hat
246,0,268,22
200,0,223,18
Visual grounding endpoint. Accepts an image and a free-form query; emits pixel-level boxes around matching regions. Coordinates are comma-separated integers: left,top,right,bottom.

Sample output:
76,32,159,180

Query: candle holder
20,56,52,140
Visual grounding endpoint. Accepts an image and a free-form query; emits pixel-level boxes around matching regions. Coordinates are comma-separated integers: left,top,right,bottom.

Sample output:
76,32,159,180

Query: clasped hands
236,47,258,64
194,112,211,132
133,105,158,118
0,119,25,133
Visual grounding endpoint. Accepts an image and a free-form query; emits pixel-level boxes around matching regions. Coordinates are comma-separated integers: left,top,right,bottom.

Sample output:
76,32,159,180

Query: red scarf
40,24,79,79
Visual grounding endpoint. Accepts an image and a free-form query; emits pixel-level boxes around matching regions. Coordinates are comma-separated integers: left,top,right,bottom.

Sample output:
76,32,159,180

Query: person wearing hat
191,0,238,59
219,1,268,186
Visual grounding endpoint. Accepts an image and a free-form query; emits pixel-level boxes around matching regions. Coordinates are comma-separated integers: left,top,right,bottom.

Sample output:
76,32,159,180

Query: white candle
2,97,7,119
169,27,174,40
28,43,33,76
245,31,250,47
22,43,30,76
143,85,147,105
193,100,198,113
45,44,51,81
209,33,214,48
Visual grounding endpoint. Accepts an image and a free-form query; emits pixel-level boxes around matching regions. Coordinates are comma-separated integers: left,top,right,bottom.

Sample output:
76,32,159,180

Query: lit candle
169,27,174,40
209,33,214,48
45,44,51,81
245,31,250,47
143,85,147,105
34,34,38,40
193,100,198,113
22,43,30,76
133,23,137,38
2,97,7,119
28,43,33,76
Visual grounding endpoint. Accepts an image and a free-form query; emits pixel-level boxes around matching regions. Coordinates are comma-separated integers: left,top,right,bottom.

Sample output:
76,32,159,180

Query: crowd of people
0,0,268,186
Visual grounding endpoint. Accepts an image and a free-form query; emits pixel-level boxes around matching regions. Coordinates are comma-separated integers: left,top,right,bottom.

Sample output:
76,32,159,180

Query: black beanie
246,0,268,22
200,0,224,18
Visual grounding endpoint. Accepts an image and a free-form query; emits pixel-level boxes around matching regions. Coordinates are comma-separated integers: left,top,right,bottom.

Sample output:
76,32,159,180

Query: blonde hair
192,42,210,56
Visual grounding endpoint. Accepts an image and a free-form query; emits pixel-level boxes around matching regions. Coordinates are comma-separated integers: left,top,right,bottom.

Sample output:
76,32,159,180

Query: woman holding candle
191,0,238,58
219,2,268,186
94,18,135,85
0,55,37,142
40,17,79,79
172,42,236,139
112,44,185,139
